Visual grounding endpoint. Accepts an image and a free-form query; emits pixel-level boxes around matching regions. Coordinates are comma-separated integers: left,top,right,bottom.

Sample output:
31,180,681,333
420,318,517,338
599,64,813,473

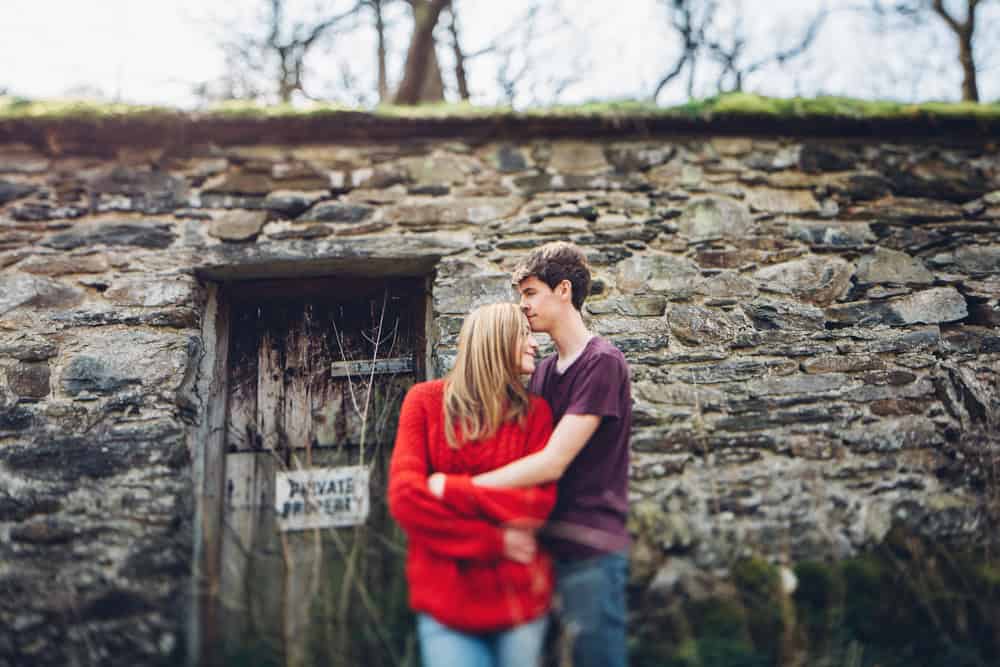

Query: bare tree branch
869,0,990,101
447,6,471,101
368,0,391,102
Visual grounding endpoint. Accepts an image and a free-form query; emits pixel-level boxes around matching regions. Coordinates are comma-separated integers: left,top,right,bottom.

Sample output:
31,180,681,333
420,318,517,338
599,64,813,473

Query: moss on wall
3,93,999,122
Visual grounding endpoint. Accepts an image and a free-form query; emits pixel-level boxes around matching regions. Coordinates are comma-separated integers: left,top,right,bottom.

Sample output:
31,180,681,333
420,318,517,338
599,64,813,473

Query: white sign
274,466,370,532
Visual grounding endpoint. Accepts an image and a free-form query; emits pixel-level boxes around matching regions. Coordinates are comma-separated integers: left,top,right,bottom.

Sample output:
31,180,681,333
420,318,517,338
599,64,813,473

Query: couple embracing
389,241,633,667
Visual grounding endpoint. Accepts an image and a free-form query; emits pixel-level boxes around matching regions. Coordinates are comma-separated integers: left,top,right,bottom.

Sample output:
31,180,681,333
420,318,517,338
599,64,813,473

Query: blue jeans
555,552,628,667
417,613,548,667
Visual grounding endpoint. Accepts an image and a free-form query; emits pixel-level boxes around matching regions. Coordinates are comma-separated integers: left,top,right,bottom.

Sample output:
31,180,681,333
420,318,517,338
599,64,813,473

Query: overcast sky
1,0,996,108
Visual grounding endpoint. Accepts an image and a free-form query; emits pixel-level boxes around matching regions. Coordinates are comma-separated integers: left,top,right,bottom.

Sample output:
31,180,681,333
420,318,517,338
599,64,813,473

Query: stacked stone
0,131,998,665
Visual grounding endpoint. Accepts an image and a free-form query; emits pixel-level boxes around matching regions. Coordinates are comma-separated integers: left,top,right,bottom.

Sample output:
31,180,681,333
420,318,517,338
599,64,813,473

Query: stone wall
0,123,998,665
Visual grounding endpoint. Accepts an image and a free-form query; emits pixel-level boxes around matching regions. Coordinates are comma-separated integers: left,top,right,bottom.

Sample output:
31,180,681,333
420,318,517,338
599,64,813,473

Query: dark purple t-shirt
529,336,632,561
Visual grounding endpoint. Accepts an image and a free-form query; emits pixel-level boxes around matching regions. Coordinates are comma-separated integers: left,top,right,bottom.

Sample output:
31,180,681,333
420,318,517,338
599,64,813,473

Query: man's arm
471,414,600,488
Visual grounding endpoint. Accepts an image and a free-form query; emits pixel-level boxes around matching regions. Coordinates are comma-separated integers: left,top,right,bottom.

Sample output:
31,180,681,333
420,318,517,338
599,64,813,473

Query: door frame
188,273,434,666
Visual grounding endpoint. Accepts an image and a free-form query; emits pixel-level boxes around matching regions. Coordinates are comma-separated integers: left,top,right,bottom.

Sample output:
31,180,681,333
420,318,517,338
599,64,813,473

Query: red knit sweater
388,379,556,633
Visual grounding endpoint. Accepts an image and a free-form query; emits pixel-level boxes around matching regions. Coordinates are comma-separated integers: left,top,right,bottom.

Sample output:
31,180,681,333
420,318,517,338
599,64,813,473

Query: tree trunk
958,32,979,102
373,0,389,102
393,0,450,105
418,44,446,102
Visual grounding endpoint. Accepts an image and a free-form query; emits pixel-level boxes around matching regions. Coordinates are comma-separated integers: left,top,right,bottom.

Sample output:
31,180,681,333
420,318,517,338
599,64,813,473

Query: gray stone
742,298,825,330
104,277,196,307
605,143,675,171
802,355,885,374
58,330,189,397
861,369,917,386
408,185,450,196
672,359,798,384
0,433,169,480
263,190,327,217
17,252,110,276
0,489,61,522
89,167,187,214
351,165,409,189
881,158,991,201
6,362,50,399
45,221,176,250
676,197,752,241
606,334,670,353
10,517,85,545
61,355,140,395
0,146,50,174
840,417,941,452
715,405,848,431
331,221,391,237
826,287,967,327
798,144,856,172
0,404,33,432
787,221,875,248
298,201,373,223
0,334,58,361
616,253,701,298
855,247,934,285
891,287,968,324
591,316,668,336
191,193,267,210
548,142,610,173
50,306,199,329
208,211,268,242
435,273,514,314
744,187,821,215
9,200,88,222
860,326,941,354
385,197,522,228
754,256,854,306
747,373,851,396
401,155,471,185
513,172,647,194
202,171,273,195
0,273,84,316
866,286,911,299
827,172,893,201
509,215,590,235
494,145,528,172
267,224,334,240
586,296,667,317
711,138,754,156
195,233,469,280
0,179,37,204
666,304,737,345
694,272,758,299
633,382,726,409
952,245,1000,275
845,197,963,223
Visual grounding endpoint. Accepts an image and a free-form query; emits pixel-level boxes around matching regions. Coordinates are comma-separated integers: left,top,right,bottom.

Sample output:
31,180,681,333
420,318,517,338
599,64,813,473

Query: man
435,241,632,667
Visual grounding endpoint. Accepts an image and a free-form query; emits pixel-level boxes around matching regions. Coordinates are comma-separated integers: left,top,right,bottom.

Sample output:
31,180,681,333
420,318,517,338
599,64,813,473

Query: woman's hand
502,526,537,564
427,472,446,498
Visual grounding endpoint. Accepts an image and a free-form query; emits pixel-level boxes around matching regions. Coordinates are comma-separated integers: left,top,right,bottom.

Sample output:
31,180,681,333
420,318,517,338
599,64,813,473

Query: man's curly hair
511,241,592,311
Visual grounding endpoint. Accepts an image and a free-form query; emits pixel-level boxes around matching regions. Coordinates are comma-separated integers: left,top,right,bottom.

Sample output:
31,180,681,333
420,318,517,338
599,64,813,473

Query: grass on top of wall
2,93,999,122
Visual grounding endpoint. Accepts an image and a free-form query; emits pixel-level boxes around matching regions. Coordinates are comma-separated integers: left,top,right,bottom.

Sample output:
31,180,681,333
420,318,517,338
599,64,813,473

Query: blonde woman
388,302,556,667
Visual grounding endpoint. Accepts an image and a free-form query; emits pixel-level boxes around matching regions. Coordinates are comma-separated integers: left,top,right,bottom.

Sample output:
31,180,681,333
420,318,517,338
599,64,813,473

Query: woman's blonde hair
443,302,532,448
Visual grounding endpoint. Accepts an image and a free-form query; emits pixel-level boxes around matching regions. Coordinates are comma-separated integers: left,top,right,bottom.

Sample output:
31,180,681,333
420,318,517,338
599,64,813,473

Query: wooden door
216,276,425,667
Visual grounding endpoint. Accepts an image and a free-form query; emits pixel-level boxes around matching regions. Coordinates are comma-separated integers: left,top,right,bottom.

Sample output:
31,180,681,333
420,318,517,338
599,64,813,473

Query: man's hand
502,526,537,564
427,472,445,498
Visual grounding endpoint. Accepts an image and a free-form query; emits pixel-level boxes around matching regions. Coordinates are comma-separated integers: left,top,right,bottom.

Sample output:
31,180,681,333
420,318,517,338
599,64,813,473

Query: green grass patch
631,528,1000,667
